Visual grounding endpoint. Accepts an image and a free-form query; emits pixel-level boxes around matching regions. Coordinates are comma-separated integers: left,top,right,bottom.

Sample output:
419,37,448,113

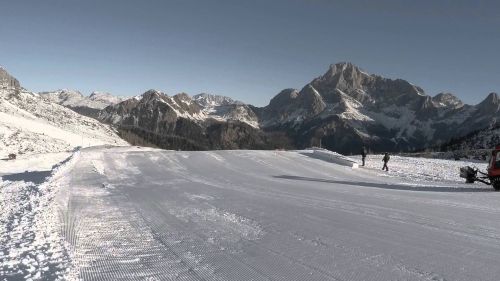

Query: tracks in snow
58,148,500,281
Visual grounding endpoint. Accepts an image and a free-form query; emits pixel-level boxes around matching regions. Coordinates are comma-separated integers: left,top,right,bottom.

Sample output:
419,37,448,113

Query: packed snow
1,147,500,280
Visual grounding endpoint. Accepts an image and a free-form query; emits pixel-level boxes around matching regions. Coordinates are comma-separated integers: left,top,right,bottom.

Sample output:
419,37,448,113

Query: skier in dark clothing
382,153,390,171
361,146,367,166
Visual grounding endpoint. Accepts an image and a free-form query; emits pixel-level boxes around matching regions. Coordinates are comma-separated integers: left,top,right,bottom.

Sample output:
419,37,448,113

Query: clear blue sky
1,0,499,106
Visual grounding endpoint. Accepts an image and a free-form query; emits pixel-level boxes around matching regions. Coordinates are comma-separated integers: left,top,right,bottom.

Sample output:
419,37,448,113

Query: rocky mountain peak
476,92,500,114
309,62,426,108
298,84,326,115
267,88,299,108
193,93,239,107
432,92,463,108
326,62,365,75
316,62,369,90
140,89,164,102
173,92,192,103
39,89,84,104
485,92,499,104
172,93,202,115
87,91,123,107
89,91,111,99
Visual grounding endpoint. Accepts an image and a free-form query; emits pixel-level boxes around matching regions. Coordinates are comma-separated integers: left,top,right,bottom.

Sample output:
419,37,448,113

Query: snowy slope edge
0,149,81,280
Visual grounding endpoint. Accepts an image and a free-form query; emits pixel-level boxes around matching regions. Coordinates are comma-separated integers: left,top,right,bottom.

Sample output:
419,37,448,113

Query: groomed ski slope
4,147,500,280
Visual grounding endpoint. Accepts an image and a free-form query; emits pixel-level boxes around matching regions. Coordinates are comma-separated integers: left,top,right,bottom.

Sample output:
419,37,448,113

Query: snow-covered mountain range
96,62,499,153
0,68,127,157
98,90,269,150
100,91,258,127
1,63,498,154
39,89,123,118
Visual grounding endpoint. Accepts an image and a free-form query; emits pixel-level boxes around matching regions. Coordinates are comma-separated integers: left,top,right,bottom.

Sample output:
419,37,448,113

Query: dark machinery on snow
460,146,500,191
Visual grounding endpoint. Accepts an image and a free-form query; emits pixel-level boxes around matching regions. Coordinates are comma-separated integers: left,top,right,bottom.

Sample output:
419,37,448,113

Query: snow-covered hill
0,69,128,157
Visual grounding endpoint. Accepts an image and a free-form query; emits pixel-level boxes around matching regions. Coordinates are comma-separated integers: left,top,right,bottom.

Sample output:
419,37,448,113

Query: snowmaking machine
460,146,500,191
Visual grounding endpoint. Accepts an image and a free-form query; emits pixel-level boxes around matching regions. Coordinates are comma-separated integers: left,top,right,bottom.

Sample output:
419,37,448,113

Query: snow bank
0,149,80,280
304,147,359,168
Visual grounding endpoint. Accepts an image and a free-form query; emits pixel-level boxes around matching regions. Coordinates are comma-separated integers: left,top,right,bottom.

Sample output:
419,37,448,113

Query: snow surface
2,147,500,280
355,154,489,183
0,150,81,280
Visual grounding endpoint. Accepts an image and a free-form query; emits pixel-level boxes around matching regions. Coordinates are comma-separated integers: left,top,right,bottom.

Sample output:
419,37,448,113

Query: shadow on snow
274,175,492,193
1,170,52,185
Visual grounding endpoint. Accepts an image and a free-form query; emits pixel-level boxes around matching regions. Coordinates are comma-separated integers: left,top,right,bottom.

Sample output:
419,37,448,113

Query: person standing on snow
361,146,367,166
382,153,390,171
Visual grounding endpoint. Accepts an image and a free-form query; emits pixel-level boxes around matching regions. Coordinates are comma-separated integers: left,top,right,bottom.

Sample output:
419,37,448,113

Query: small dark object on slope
361,146,367,166
382,153,390,171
